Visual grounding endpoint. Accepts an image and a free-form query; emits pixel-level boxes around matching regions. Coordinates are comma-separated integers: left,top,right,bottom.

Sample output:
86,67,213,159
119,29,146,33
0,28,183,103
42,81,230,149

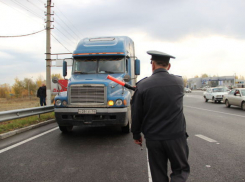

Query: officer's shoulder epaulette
136,77,148,85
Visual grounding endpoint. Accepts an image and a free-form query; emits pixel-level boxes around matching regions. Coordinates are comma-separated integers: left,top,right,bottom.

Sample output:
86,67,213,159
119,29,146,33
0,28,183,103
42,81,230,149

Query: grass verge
0,112,55,134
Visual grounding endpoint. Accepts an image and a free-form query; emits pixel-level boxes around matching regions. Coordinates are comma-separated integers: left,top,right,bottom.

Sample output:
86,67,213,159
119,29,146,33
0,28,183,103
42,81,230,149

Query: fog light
108,100,114,106
55,99,61,106
62,101,67,106
115,99,123,106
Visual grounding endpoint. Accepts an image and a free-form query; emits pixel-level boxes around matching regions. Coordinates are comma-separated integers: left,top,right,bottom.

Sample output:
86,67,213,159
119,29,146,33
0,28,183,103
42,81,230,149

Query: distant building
187,76,245,89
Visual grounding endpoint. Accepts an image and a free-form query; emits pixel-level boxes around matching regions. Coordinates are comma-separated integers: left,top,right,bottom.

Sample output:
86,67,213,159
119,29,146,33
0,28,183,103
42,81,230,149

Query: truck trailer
53,36,140,133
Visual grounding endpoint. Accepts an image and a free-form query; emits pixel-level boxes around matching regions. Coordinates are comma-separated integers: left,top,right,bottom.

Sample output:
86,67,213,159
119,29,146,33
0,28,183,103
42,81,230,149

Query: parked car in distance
223,88,245,110
202,86,210,91
203,87,229,103
184,88,192,93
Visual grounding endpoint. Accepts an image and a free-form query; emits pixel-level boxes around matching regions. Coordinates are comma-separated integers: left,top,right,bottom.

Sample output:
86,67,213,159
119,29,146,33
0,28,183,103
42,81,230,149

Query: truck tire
59,125,73,133
212,97,216,103
121,121,130,133
225,100,230,108
204,96,208,102
242,102,245,111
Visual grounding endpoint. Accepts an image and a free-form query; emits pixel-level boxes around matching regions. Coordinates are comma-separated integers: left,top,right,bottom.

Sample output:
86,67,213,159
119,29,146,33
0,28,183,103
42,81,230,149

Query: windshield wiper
103,71,115,74
74,71,88,74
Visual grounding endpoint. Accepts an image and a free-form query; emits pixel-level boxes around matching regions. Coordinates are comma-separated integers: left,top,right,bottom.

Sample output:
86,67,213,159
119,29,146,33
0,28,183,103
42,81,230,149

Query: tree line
0,74,62,98
194,73,244,79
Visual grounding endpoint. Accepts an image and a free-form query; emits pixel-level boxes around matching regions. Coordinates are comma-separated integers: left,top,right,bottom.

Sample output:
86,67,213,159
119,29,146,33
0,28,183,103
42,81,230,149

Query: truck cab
54,36,140,133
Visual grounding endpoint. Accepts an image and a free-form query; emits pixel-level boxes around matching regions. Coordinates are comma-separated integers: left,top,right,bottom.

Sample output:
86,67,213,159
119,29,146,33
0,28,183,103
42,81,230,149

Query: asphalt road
0,90,245,182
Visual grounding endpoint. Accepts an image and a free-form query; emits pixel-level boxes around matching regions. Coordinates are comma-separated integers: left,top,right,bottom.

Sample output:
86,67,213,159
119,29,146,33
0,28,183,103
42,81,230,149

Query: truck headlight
62,101,67,106
55,99,62,106
115,99,123,106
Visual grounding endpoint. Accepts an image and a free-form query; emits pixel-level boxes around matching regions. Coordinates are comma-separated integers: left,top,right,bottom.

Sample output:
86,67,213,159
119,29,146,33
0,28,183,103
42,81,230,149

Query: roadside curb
0,119,56,140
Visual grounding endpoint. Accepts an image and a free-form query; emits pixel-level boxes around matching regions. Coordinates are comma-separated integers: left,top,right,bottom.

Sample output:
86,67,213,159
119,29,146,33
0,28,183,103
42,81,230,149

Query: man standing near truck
37,83,47,106
131,51,190,182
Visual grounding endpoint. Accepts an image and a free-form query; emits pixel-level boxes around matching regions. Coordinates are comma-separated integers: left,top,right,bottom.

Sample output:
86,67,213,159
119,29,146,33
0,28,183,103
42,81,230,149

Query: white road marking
146,149,152,182
184,105,245,118
0,127,58,154
184,95,203,99
195,134,217,142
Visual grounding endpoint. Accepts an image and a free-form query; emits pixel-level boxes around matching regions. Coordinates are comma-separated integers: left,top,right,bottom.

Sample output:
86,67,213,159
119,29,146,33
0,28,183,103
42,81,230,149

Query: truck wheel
121,121,130,133
225,100,230,108
59,125,73,133
212,97,216,103
204,96,208,102
242,102,245,111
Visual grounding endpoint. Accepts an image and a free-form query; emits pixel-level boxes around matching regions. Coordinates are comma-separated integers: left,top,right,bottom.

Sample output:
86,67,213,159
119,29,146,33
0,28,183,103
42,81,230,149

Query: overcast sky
1,0,245,85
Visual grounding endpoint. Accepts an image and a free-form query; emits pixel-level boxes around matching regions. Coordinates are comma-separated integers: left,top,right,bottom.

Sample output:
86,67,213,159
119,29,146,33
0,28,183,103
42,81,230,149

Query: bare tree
201,73,208,78
182,76,188,87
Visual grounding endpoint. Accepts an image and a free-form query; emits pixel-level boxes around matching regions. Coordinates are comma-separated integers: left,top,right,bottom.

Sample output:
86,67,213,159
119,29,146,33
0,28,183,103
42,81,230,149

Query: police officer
131,51,190,182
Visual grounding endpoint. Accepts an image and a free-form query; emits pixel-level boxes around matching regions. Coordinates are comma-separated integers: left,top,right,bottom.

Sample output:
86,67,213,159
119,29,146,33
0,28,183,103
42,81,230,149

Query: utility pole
45,0,53,105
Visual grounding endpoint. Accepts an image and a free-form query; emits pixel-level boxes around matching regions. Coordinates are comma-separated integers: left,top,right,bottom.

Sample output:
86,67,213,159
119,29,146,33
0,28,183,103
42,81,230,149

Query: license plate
78,110,97,114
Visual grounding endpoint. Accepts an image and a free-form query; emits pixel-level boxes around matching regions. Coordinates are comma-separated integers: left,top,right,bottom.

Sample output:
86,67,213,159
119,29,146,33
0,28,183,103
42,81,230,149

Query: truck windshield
73,57,125,74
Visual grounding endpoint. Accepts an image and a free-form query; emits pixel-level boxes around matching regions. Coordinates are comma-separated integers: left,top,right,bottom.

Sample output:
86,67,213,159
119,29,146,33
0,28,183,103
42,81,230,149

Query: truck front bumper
54,107,130,127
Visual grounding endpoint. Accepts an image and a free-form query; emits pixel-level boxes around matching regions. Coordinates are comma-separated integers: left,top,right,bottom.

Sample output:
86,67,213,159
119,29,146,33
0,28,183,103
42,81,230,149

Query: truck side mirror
52,76,59,83
135,59,140,75
63,60,67,77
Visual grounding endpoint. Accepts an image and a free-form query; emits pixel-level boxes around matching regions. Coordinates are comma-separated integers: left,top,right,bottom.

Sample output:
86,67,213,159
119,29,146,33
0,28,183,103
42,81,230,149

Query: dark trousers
146,136,190,182
40,96,46,106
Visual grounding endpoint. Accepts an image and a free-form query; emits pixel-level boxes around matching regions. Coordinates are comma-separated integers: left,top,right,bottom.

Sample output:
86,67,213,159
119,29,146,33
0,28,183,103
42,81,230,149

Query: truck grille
69,84,106,105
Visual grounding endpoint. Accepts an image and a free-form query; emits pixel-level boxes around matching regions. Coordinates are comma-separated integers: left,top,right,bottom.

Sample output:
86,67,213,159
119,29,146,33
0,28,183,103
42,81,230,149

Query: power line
0,29,45,38
54,20,78,43
55,13,81,40
51,34,72,53
52,34,76,51
54,27,77,47
52,29,77,49
26,0,44,12
36,0,45,4
11,0,43,19
55,5,82,39
0,1,44,26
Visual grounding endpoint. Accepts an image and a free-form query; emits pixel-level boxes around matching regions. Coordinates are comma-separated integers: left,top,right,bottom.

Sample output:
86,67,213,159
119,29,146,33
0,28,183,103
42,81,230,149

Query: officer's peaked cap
147,50,175,62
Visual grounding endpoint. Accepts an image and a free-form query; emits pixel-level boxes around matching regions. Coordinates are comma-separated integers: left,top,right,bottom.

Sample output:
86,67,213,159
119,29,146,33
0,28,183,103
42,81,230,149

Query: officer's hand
134,137,143,146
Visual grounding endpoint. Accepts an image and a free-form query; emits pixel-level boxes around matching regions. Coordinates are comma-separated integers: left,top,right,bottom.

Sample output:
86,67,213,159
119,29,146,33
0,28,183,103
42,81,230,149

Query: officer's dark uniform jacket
131,68,186,141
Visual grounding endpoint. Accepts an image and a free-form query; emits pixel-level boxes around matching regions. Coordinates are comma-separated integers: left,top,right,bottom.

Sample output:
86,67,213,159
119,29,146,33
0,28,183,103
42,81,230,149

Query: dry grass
0,97,55,134
0,96,51,111
0,112,55,134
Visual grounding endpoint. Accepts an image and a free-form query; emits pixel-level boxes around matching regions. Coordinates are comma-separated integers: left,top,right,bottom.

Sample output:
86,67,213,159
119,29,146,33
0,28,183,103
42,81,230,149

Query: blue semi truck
53,36,140,133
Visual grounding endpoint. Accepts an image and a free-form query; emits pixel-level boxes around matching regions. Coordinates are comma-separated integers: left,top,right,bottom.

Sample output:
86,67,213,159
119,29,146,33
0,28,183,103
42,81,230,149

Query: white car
184,88,192,93
202,86,210,91
223,88,245,110
203,87,229,103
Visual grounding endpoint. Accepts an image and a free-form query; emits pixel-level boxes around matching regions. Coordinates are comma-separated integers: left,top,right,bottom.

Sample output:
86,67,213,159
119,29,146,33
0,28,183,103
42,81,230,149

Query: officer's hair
153,59,169,67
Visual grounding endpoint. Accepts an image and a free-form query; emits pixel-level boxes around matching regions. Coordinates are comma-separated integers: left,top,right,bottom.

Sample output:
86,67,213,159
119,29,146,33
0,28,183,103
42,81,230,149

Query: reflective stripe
73,52,124,56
